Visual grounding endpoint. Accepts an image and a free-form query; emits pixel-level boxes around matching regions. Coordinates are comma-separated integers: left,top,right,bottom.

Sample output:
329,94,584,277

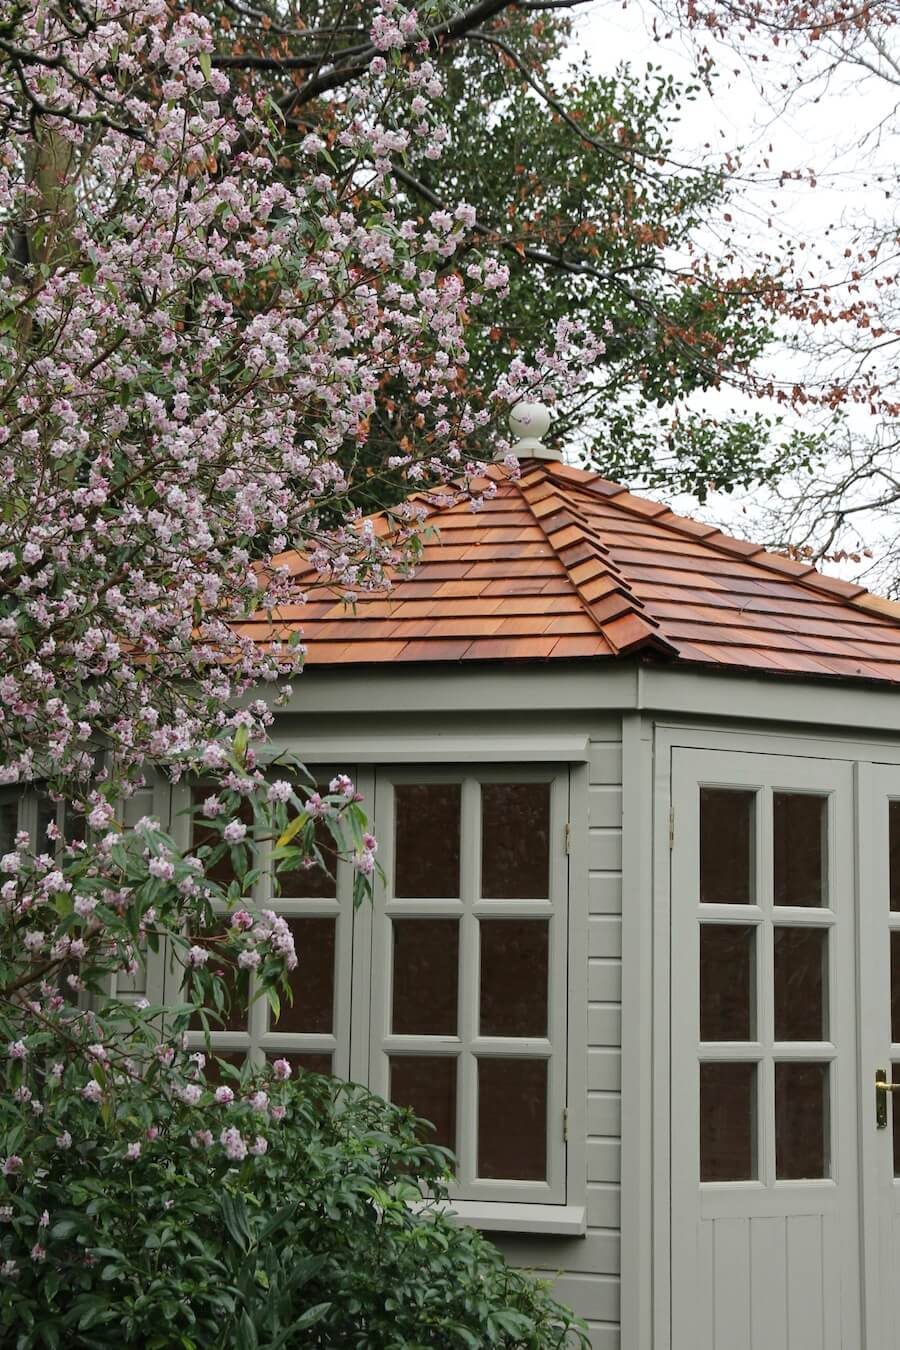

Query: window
2,787,92,1007
182,779,353,1080
370,771,568,1203
697,783,834,1183
178,766,571,1207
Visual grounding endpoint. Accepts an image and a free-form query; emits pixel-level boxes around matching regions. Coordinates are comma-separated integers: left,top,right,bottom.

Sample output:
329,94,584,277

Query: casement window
0,788,85,855
181,782,354,1081
368,769,569,1204
176,765,572,1207
6,766,574,1211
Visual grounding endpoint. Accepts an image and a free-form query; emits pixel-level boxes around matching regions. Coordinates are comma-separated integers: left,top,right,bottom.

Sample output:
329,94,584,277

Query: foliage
0,2,593,1340
194,0,795,502
0,1059,588,1349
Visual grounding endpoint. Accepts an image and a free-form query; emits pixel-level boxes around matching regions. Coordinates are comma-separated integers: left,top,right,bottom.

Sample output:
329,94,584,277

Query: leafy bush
0,1058,587,1350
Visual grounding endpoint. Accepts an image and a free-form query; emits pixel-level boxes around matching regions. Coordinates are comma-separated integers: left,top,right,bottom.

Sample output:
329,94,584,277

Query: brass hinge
668,807,675,849
564,822,571,855
562,1107,569,1142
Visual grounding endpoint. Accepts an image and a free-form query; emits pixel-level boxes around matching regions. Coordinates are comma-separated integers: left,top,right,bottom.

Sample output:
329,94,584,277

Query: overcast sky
559,2,899,579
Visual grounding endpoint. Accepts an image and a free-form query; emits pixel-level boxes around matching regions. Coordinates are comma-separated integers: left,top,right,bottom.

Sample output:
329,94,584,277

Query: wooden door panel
670,748,861,1350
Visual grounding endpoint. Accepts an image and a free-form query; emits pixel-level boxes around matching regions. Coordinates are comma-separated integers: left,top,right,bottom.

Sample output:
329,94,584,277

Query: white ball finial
506,401,560,462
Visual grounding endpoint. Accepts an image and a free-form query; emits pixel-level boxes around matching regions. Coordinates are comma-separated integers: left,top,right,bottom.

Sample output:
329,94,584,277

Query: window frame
368,764,570,1206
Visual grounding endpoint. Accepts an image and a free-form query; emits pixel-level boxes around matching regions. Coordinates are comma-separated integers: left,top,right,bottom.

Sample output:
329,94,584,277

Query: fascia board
636,664,900,738
264,731,591,764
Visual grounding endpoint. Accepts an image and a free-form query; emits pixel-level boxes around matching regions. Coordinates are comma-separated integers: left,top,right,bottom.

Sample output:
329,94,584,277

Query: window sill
413,1200,587,1236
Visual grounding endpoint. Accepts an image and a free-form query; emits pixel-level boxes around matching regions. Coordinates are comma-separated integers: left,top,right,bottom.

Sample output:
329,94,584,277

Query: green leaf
276,811,307,849
199,52,212,82
221,1192,252,1250
235,1310,258,1350
290,1303,332,1332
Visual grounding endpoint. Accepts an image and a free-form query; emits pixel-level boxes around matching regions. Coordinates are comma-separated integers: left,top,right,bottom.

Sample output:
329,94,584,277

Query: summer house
12,404,900,1349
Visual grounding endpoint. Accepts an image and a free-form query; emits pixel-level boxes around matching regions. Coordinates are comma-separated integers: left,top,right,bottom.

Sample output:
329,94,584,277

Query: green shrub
0,1059,588,1350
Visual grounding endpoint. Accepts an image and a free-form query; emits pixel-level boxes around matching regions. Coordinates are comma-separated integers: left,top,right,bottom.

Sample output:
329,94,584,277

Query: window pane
700,1062,756,1181
390,1055,457,1152
700,925,754,1041
188,927,248,1033
275,812,336,899
202,1052,247,1086
480,920,548,1037
274,918,335,1034
392,919,459,1035
477,1058,547,1181
269,1052,333,1077
62,803,86,844
481,783,551,899
700,788,754,904
775,927,827,1041
775,1063,828,1178
774,793,827,907
891,803,900,912
893,1064,900,1178
192,790,253,889
395,785,460,898
0,801,18,855
892,932,900,1044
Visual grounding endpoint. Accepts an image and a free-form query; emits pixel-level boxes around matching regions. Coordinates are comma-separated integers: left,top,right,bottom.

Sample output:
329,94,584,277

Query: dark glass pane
477,1058,547,1181
774,793,827,907
203,1052,248,1086
893,1064,900,1178
390,1055,457,1152
700,788,754,904
188,926,248,1033
481,783,551,899
700,1062,756,1181
269,1052,333,1077
274,918,335,1034
480,920,549,1037
775,1063,828,1178
275,808,336,900
892,932,900,1045
0,801,18,855
700,925,754,1041
62,803,86,844
392,920,459,1035
192,790,253,888
395,785,460,898
775,927,827,1041
891,803,900,913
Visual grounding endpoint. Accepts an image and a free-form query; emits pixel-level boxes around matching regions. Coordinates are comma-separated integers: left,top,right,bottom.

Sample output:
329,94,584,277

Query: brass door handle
876,1069,899,1128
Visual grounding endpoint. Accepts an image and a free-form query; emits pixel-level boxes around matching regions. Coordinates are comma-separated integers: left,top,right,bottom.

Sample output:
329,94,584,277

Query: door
670,748,861,1349
860,763,900,1348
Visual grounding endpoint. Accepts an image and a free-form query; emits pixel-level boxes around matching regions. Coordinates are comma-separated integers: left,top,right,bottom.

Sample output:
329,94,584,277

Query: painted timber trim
270,659,900,739
620,712,654,1350
418,1200,588,1236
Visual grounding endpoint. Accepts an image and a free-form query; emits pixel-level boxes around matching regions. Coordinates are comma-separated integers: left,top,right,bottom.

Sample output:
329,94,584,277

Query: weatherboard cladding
241,461,900,683
493,736,624,1350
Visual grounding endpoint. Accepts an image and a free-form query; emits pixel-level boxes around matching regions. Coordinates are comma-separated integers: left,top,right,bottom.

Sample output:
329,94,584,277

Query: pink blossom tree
0,2,596,1339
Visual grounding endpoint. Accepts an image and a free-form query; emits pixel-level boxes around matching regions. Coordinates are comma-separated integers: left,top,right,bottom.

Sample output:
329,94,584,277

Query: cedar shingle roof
240,461,900,684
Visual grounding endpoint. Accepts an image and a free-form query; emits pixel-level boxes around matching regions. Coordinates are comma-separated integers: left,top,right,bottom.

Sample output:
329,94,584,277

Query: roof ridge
542,464,900,623
516,465,678,659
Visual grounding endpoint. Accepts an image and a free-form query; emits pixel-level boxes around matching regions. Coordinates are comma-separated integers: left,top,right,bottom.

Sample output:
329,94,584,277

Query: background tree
626,0,900,593
189,0,803,506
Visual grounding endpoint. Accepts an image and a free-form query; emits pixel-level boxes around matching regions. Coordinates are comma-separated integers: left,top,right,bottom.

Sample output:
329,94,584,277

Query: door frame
857,760,900,1349
637,722,900,1350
